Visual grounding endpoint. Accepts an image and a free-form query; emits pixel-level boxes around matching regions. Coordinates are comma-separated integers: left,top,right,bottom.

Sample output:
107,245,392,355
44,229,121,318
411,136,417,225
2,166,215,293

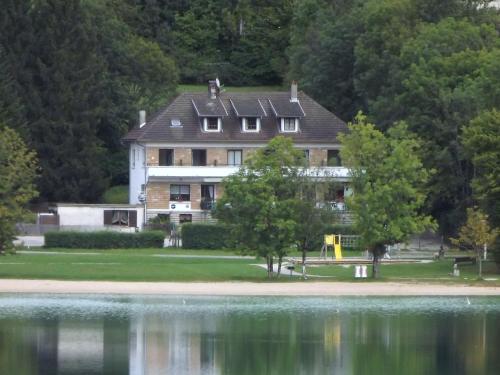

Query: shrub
181,224,230,249
44,230,164,249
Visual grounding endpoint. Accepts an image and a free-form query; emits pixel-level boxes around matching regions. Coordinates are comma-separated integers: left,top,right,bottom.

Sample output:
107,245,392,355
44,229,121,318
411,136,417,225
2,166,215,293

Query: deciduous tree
450,207,497,278
0,126,38,254
339,113,434,278
216,136,304,277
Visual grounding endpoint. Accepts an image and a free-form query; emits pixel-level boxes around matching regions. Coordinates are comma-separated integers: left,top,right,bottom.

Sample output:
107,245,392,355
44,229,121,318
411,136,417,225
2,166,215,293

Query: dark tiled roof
268,98,305,118
191,97,228,117
123,91,347,143
229,98,266,117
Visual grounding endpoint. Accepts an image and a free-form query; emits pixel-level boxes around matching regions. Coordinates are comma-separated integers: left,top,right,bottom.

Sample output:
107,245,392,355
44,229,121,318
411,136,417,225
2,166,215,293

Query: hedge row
44,230,165,249
181,224,230,249
323,224,358,235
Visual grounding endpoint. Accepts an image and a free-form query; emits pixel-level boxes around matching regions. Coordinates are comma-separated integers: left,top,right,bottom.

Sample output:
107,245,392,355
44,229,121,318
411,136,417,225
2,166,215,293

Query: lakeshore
1,279,499,296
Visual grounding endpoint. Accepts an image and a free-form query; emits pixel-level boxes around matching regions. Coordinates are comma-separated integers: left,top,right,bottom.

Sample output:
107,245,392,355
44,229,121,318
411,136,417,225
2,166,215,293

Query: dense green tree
23,0,109,202
216,137,304,277
287,0,363,120
0,126,38,254
339,114,434,278
462,110,500,227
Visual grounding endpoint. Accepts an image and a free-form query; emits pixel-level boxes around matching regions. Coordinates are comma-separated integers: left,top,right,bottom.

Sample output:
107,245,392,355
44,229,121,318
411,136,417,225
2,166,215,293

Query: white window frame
227,149,243,166
203,117,222,132
242,117,261,132
280,117,299,133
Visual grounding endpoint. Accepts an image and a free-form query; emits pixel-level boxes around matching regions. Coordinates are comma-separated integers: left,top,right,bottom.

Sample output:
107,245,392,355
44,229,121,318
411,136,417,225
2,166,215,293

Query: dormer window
281,117,299,132
242,117,260,132
203,117,222,132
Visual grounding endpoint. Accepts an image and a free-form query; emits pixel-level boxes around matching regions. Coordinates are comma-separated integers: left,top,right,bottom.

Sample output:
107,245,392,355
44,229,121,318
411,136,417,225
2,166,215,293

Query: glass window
201,184,216,210
159,149,173,166
170,184,190,201
179,214,192,223
282,118,297,132
205,117,220,131
227,150,242,166
192,149,207,166
327,150,341,166
243,117,259,131
303,149,310,163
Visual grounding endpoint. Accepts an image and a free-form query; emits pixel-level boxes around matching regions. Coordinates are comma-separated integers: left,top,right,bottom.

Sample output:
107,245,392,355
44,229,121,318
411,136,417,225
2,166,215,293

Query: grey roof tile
123,91,347,144
229,98,266,117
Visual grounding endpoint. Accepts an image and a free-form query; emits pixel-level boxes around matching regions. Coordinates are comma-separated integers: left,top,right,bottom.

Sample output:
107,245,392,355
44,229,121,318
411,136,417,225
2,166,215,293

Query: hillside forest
0,0,499,236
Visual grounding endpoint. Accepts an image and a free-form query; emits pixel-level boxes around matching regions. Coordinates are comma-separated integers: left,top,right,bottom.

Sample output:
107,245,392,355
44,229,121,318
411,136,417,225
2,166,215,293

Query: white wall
129,143,146,205
57,205,145,230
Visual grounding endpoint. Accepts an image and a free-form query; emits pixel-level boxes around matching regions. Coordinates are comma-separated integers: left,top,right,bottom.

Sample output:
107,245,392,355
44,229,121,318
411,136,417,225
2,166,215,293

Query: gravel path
0,280,498,296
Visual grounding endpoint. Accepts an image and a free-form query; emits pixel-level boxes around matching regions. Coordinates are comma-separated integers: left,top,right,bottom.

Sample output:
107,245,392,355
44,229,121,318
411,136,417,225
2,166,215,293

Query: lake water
0,295,499,375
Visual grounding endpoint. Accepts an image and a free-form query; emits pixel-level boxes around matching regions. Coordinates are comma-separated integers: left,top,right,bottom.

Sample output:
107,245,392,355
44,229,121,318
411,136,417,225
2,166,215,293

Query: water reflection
0,296,498,375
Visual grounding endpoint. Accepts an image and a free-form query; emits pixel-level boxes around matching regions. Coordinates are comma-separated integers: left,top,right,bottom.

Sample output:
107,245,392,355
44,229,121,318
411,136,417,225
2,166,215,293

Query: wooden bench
454,256,476,265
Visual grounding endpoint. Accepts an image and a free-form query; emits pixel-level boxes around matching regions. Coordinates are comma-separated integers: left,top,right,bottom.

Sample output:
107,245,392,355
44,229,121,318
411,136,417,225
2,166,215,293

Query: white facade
57,204,145,231
129,144,146,205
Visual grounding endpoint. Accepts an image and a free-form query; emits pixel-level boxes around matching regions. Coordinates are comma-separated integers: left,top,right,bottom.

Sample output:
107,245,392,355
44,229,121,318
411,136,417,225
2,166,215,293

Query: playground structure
320,234,343,260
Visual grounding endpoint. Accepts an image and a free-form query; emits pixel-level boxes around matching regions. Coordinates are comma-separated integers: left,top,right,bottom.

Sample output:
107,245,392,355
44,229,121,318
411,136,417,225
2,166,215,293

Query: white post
484,243,487,261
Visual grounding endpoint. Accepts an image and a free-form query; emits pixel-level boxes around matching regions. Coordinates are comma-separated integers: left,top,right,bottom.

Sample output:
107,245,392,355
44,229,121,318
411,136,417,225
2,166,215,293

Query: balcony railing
147,166,350,180
200,199,216,211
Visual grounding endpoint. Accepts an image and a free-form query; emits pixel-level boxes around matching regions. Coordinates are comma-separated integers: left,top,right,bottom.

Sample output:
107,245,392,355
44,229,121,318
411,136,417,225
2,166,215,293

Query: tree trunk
372,254,380,279
267,255,274,278
302,249,307,279
277,255,282,277
478,251,483,279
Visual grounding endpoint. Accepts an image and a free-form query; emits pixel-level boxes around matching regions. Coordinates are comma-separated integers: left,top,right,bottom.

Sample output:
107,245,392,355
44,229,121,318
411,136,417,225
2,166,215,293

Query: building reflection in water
0,302,497,374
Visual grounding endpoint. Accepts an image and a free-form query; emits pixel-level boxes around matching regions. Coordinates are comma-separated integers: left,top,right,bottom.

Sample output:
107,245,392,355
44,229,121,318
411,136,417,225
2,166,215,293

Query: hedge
181,224,230,249
44,230,165,249
323,224,358,235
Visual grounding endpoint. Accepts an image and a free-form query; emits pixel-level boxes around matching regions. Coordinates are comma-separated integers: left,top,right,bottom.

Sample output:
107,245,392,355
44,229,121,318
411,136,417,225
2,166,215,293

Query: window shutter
104,210,113,225
129,210,137,227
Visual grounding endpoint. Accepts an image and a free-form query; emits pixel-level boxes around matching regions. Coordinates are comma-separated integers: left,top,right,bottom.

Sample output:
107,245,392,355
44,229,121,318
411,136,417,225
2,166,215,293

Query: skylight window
170,118,182,127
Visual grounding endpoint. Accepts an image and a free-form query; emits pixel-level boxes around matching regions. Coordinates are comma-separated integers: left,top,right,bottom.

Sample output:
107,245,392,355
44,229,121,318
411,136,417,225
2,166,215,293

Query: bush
45,230,164,249
102,185,128,204
181,224,230,249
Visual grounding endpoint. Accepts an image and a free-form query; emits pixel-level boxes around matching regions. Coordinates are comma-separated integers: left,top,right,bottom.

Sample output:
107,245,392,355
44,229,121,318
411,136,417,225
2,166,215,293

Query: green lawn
1,248,498,284
305,259,500,285
0,249,266,282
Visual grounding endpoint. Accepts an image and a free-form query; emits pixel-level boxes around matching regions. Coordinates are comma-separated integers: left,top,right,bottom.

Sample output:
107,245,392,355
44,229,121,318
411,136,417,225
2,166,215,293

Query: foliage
0,0,178,203
287,0,500,236
450,207,497,278
44,230,165,249
339,113,435,277
216,136,305,277
462,109,500,227
102,185,129,204
0,126,38,253
181,224,230,250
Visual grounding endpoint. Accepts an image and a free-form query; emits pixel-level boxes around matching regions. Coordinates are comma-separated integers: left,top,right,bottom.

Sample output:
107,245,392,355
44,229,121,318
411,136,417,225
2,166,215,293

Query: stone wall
146,147,159,166
147,182,169,209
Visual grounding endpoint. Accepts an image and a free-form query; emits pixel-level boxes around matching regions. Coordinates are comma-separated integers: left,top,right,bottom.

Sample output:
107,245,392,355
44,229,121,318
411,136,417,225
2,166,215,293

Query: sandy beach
0,279,499,296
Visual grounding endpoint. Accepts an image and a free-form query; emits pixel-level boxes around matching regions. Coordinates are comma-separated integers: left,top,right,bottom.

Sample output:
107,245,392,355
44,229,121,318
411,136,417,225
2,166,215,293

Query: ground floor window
201,184,215,210
104,210,137,227
179,214,192,224
170,184,190,201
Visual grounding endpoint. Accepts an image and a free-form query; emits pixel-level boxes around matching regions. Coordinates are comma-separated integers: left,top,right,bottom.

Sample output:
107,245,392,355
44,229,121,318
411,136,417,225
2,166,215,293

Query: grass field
0,248,498,284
